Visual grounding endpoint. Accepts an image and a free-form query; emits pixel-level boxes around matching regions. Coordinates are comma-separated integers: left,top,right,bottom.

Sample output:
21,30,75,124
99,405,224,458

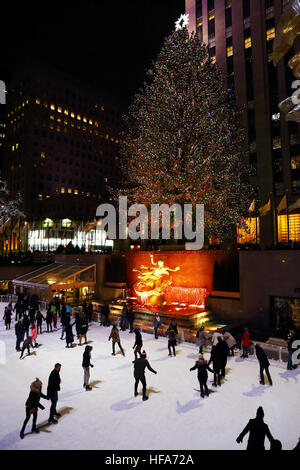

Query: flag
249,199,255,213
289,197,300,211
277,194,287,213
259,199,271,216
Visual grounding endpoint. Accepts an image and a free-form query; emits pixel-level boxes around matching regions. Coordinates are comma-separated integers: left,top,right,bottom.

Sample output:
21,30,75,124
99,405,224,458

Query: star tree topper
175,13,189,31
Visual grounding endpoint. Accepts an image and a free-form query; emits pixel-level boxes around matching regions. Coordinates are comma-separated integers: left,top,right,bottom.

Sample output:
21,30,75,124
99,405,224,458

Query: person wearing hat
190,354,214,398
82,345,94,391
236,406,275,450
133,350,157,401
20,378,49,439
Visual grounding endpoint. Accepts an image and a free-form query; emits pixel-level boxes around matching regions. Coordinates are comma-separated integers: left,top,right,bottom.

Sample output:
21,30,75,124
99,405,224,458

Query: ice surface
0,303,299,450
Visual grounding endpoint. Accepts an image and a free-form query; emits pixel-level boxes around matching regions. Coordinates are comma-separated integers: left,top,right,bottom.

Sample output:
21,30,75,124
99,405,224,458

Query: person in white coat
196,326,208,354
222,329,237,356
211,329,223,347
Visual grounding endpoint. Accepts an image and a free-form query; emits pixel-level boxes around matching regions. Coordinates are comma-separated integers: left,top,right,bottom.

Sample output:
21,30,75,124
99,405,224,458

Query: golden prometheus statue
132,254,180,305
273,0,300,121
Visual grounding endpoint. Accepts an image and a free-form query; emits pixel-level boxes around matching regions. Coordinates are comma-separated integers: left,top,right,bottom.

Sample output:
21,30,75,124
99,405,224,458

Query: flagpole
270,192,277,247
286,190,290,246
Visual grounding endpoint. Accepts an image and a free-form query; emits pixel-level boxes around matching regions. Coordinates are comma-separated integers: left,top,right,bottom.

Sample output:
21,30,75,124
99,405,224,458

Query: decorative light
175,13,189,31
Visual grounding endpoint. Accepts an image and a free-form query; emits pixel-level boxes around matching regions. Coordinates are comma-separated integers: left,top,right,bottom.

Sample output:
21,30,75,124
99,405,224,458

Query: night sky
1,0,185,107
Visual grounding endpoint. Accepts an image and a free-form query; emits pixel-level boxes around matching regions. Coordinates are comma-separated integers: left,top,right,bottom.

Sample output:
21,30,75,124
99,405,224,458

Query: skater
22,313,30,339
15,318,24,351
236,406,275,450
79,316,89,345
134,350,157,401
82,345,94,391
108,324,125,356
196,325,207,354
211,328,223,346
20,336,34,359
20,378,49,439
153,313,160,339
287,330,296,370
75,311,81,339
36,310,45,335
3,306,12,329
14,299,24,321
46,307,53,332
222,329,237,356
218,336,230,378
53,311,58,329
241,327,251,358
65,320,74,348
60,307,70,340
120,305,128,331
54,297,60,317
190,354,214,398
29,306,36,324
255,344,272,386
127,306,135,333
166,322,178,357
82,300,88,319
87,301,93,323
208,341,223,386
103,303,110,326
47,363,62,424
31,322,38,348
132,328,143,361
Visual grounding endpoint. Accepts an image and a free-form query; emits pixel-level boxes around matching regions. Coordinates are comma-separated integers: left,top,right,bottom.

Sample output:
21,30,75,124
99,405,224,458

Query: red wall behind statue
125,250,230,293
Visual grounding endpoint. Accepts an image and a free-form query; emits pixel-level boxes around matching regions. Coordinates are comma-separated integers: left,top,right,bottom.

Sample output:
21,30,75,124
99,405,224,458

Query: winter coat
242,330,251,347
109,327,120,343
196,329,207,347
61,312,70,326
36,312,44,324
223,332,236,349
29,309,35,323
79,319,88,335
7,303,13,313
255,345,270,368
127,308,134,321
190,359,214,381
47,369,61,396
14,301,24,314
218,340,230,367
211,331,222,346
66,305,71,314
209,344,223,371
82,347,93,367
153,316,160,329
50,304,56,315
25,379,47,411
3,308,12,324
65,323,74,344
46,311,53,323
287,333,296,351
166,327,177,345
22,337,33,349
134,357,156,379
121,306,128,318
238,418,274,450
22,315,30,329
15,322,24,337
31,326,38,340
133,330,143,348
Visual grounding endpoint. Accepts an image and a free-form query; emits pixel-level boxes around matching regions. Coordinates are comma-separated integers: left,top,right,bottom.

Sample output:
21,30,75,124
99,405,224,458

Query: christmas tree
116,27,253,241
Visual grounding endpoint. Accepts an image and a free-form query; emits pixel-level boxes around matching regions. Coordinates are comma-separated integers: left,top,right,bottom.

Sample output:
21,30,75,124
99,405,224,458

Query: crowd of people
1,295,300,449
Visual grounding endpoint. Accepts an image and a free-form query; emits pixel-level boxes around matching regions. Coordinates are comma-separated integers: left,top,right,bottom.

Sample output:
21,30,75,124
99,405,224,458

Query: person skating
46,307,53,333
208,341,223,386
133,350,157,401
87,301,93,323
132,328,143,362
241,327,251,358
236,406,275,450
20,378,49,439
103,303,110,326
65,320,75,348
196,326,207,354
36,310,45,335
190,354,214,398
153,313,160,339
79,316,89,345
31,322,38,348
22,313,30,339
60,307,70,340
47,363,62,424
222,329,237,356
14,299,24,321
218,336,230,378
166,322,178,357
53,311,58,329
20,336,34,359
82,345,94,390
120,305,128,331
3,306,12,329
287,330,296,370
255,344,273,386
127,306,135,333
74,311,81,339
15,318,24,351
211,328,223,347
108,324,125,356
29,306,36,324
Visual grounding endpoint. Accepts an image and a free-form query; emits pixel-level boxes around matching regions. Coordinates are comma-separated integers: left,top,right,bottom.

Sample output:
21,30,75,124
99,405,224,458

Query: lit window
115,139,119,143
71,122,75,127
68,188,72,194
64,109,68,115
104,177,108,182
56,127,61,132
44,102,48,108
83,117,87,123
267,27,275,41
89,119,93,125
272,113,280,121
36,99,40,105
245,37,251,49
208,10,215,20
74,189,78,195
50,104,55,110
57,117,61,122
83,126,87,131
210,55,216,64
22,102,25,107
86,192,90,197
26,99,29,104
50,115,54,120
77,114,81,120
38,194,43,200
41,151,45,158
49,124,54,130
64,120,68,125
71,112,75,118
57,106,62,113
12,145,15,151
61,187,65,194
106,134,109,139
16,143,19,149
101,106,105,111
95,121,98,127
227,46,233,57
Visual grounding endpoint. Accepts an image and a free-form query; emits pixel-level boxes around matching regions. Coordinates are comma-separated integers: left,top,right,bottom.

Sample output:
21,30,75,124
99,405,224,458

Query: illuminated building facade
1,59,123,251
186,0,300,247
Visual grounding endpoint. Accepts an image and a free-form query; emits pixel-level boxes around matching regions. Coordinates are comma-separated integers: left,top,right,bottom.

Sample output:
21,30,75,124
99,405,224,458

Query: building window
227,46,233,57
57,106,62,113
278,214,300,242
50,104,55,110
237,217,260,244
245,37,252,49
36,99,40,105
267,27,275,41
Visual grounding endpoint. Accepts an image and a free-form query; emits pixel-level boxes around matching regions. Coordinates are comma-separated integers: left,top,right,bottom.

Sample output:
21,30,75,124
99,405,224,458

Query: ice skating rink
0,313,300,450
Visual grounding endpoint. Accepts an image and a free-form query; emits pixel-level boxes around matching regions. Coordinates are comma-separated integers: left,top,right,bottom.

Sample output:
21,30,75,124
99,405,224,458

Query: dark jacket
79,319,88,335
36,311,45,324
127,308,134,321
237,417,274,450
3,308,12,323
218,339,230,367
15,322,24,337
22,337,33,349
190,360,214,380
166,327,177,345
65,323,74,343
25,390,48,410
133,330,143,348
255,345,270,368
47,369,61,396
46,311,53,323
61,311,70,326
209,344,223,371
82,346,93,367
134,357,157,379
22,315,30,329
14,301,24,314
